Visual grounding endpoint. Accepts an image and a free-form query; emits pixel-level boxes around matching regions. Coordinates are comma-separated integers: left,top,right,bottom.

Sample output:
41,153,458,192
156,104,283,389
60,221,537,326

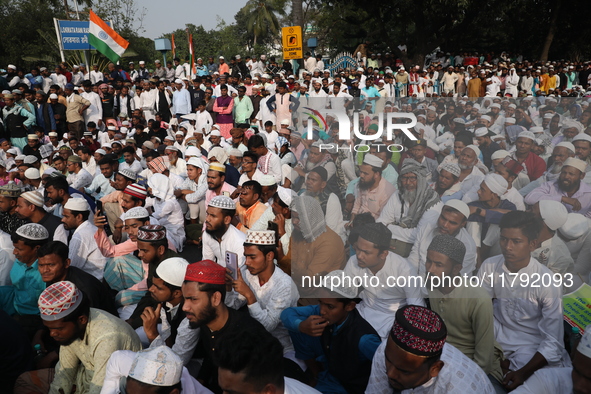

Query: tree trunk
540,0,561,62
292,0,305,72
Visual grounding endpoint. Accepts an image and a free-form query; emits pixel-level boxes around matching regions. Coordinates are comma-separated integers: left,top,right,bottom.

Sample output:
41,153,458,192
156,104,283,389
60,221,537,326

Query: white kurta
478,255,570,371
377,195,442,244
202,224,246,267
226,265,299,354
69,220,107,280
151,198,186,252
366,341,495,394
344,252,425,338
81,91,103,125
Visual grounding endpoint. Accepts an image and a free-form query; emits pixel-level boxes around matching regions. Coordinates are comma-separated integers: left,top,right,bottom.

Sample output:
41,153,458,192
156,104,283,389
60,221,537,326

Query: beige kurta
429,284,504,383
49,308,142,394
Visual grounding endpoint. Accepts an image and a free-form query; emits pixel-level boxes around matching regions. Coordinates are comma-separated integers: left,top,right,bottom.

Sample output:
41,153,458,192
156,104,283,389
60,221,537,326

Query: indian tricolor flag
88,10,129,63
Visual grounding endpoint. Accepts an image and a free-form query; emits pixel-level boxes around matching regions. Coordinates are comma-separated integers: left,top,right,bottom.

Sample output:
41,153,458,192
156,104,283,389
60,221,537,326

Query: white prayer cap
24,155,38,164
280,119,290,125
480,115,492,122
156,257,189,287
505,117,516,124
363,154,383,168
573,134,591,144
453,118,465,124
474,127,491,137
439,163,460,178
259,174,276,187
464,144,481,158
556,141,575,154
164,136,175,142
228,148,243,158
139,60,145,65
578,327,591,359
95,149,106,156
63,197,89,212
490,103,501,109
48,132,58,137
491,150,510,161
538,200,568,231
276,186,293,206
219,56,225,59
208,195,235,210
530,126,544,133
210,130,221,137
6,148,17,156
483,173,508,196
186,157,206,171
120,127,128,134
128,346,183,387
164,145,178,152
558,213,589,240
16,223,49,241
508,103,517,109
107,125,117,131
7,64,16,70
21,191,44,207
175,131,184,136
174,79,182,84
15,155,26,161
245,230,275,245
24,168,40,180
123,207,149,221
563,157,587,173
49,93,58,99
444,199,470,219
544,113,555,119
323,270,358,299
185,147,201,158
517,131,535,141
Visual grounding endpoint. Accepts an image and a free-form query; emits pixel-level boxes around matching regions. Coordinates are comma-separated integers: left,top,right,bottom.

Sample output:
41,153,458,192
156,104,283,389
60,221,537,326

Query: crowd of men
0,51,590,394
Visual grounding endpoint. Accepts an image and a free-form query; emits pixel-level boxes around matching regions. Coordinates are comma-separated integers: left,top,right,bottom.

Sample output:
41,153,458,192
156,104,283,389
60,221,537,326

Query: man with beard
291,196,346,299
526,157,591,217
511,131,546,182
377,159,442,257
518,142,575,197
182,259,264,393
348,154,396,224
366,305,495,394
474,127,501,169
432,163,461,201
138,257,199,364
34,281,140,394
551,120,583,146
303,167,346,244
205,162,236,207
573,133,591,165
408,199,477,278
0,182,29,234
445,145,485,202
425,235,505,392
202,195,246,267
400,139,438,183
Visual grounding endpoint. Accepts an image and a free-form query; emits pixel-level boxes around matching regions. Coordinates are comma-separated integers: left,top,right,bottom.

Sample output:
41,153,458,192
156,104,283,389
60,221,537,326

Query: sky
140,0,250,39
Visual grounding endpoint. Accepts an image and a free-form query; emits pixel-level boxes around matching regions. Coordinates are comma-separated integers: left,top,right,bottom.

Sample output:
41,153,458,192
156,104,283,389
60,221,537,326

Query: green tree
242,0,282,46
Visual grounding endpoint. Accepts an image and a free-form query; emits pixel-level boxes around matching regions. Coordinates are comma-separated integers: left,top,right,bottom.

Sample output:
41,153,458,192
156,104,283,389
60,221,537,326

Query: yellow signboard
282,26,303,60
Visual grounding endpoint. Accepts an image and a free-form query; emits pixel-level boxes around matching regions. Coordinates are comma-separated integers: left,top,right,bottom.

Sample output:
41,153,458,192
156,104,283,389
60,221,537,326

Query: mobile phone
96,200,112,237
226,251,239,280
268,221,278,233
